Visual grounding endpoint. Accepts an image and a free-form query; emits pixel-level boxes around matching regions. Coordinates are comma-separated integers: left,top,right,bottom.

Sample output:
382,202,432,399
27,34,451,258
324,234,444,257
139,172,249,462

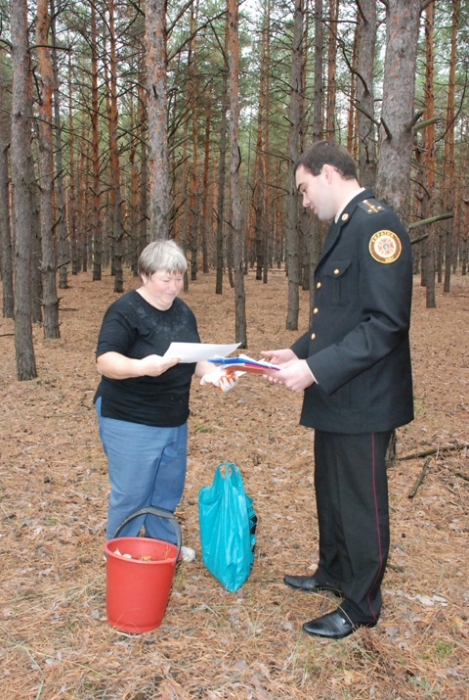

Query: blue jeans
96,397,188,543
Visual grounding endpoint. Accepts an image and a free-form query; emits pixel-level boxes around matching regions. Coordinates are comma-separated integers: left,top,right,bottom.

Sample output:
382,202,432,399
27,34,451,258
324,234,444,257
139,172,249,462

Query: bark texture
11,0,37,379
228,0,247,346
376,0,420,223
50,0,69,290
91,3,102,280
356,0,377,188
145,0,169,240
442,0,460,294
0,69,13,318
37,0,60,338
285,0,304,331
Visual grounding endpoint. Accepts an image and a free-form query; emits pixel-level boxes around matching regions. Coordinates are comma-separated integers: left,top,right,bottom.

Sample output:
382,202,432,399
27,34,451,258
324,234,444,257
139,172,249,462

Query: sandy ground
0,268,468,699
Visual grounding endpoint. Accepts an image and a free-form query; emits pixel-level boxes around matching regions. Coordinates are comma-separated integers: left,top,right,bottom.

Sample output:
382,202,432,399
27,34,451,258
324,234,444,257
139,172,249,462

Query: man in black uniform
262,140,413,639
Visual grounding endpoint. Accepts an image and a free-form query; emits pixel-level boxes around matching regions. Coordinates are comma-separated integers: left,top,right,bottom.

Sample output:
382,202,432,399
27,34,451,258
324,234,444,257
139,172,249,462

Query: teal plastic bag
198,462,257,592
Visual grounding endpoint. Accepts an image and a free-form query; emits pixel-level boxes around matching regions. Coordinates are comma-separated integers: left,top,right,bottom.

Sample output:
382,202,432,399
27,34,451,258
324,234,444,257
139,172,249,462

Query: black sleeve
291,330,312,359
96,302,137,358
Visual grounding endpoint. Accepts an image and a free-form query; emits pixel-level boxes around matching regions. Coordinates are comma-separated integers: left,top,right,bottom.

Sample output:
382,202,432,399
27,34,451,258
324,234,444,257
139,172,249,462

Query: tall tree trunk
252,6,268,282
36,0,60,338
251,0,271,285
215,14,229,296
227,0,246,347
11,0,37,379
188,3,199,282
422,1,436,307
307,0,324,322
298,8,309,292
50,0,68,290
67,41,78,275
463,199,469,275
0,70,14,318
285,0,304,331
460,120,469,276
145,0,169,240
107,0,124,292
346,23,358,156
129,94,139,276
274,160,283,267
181,101,190,291
356,0,377,188
325,0,337,138
30,185,43,324
312,0,323,142
201,88,212,274
91,2,102,280
262,0,271,284
137,61,149,257
376,0,420,224
443,0,460,294
78,106,87,272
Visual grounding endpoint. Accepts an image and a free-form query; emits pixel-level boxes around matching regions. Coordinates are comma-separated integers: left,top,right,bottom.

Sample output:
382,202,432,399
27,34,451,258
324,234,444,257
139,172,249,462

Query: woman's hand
139,354,180,377
96,351,179,379
199,367,241,392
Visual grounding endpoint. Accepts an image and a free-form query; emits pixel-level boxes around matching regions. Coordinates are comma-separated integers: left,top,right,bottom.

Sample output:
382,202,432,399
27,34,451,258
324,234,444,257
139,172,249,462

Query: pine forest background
1,0,469,379
1,3,469,698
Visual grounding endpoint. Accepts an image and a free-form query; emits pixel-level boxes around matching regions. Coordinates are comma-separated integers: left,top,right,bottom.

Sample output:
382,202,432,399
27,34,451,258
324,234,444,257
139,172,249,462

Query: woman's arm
97,351,179,379
194,360,215,378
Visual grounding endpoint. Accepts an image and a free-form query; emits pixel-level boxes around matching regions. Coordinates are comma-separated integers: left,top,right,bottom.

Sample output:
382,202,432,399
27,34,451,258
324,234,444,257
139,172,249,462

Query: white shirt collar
334,187,366,223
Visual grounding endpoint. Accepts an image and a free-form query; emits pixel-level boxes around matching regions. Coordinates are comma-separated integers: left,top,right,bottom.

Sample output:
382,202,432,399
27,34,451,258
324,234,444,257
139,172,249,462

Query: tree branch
408,212,453,230
29,43,71,52
379,116,392,141
404,109,425,132
414,115,442,131
168,10,226,62
354,101,380,128
410,232,428,245
167,0,195,38
439,66,469,144
408,457,431,498
420,0,437,13
398,442,469,461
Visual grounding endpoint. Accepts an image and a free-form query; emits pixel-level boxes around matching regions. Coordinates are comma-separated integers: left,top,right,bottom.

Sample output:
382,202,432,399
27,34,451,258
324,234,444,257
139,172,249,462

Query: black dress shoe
283,574,342,596
302,609,377,639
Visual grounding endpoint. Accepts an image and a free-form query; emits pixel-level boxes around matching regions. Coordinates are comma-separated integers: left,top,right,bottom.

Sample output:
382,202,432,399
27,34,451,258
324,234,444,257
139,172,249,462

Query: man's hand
261,348,298,365
264,359,315,392
200,368,241,392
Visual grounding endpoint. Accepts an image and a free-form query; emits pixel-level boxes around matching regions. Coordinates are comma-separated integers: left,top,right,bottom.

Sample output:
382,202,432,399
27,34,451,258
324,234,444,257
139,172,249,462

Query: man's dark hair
294,140,358,180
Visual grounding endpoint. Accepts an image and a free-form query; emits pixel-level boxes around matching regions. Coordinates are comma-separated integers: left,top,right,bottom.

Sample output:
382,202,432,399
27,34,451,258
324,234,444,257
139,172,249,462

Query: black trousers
314,430,392,624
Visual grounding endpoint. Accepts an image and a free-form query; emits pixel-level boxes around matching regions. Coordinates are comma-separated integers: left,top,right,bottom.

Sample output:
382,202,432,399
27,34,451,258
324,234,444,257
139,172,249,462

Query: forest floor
0,267,468,700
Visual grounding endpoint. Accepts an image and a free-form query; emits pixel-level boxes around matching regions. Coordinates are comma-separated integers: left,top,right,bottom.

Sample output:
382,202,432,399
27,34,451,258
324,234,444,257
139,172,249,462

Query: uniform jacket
291,188,414,434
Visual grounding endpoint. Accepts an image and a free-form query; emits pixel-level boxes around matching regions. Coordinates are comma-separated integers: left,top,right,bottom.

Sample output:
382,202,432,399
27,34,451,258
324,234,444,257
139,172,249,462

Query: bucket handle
113,506,182,562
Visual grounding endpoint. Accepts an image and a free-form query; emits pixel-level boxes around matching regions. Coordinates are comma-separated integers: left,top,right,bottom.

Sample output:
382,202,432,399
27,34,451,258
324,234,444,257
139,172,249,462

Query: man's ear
322,163,335,183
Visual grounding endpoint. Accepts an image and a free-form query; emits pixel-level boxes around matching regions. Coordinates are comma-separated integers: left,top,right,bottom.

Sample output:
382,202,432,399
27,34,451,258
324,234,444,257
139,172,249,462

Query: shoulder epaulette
358,199,385,215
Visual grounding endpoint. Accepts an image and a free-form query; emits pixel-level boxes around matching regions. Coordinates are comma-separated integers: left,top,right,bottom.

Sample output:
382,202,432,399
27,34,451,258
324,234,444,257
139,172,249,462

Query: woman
95,239,237,544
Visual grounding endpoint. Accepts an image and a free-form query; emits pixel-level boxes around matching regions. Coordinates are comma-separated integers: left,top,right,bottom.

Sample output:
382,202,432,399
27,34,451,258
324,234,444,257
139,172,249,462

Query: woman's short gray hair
138,240,188,278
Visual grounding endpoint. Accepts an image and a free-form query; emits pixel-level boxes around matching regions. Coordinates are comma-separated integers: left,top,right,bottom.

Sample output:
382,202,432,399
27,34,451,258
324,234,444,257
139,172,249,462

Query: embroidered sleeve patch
369,230,402,264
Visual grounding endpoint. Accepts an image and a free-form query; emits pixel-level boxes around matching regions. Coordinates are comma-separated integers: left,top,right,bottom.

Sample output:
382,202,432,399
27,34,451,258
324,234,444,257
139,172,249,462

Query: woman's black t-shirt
94,291,200,427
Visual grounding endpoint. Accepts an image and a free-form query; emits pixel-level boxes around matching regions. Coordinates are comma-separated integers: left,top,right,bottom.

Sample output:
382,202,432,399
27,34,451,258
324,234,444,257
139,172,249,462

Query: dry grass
0,268,468,699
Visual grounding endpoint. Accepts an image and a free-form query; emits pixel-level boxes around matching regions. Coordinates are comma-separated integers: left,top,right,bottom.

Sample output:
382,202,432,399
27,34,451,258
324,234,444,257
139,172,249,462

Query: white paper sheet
164,342,241,363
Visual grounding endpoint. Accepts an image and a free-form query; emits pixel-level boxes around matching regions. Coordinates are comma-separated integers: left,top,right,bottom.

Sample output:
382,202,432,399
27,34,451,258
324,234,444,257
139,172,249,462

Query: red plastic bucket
103,506,181,633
